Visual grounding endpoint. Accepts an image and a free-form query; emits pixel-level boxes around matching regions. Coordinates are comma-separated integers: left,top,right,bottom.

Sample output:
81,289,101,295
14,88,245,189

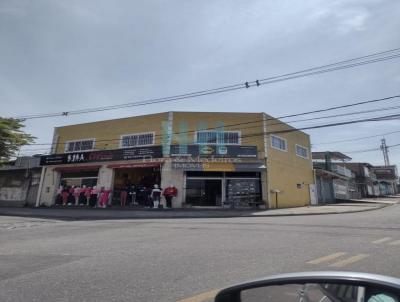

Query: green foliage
0,118,35,164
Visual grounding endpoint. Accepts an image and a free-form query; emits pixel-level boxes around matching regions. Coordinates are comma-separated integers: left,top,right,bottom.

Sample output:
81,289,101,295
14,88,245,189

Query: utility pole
380,138,390,166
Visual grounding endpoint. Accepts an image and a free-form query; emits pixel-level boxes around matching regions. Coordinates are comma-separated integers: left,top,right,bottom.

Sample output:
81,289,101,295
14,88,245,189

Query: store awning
54,165,102,172
107,162,162,169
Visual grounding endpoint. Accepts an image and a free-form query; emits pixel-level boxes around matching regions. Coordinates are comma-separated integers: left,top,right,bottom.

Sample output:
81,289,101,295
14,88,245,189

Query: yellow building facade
38,111,315,208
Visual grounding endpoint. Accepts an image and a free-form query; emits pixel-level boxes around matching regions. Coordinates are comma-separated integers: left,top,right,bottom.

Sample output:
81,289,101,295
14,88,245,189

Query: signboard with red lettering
40,146,163,166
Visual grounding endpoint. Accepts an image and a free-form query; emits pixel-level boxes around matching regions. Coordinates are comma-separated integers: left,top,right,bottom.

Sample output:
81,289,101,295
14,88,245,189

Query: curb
0,203,391,221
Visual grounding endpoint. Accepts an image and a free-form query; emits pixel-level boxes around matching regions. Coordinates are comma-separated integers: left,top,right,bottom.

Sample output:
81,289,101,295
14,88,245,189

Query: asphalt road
1,201,399,302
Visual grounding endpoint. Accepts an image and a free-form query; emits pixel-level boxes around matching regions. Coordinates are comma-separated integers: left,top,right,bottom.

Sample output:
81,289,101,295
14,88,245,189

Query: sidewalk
0,197,397,220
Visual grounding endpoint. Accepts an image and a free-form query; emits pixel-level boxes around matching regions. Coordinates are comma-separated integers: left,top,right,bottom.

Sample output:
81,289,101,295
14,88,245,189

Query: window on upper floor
65,139,95,153
120,132,155,148
270,135,287,151
295,144,309,159
195,131,240,145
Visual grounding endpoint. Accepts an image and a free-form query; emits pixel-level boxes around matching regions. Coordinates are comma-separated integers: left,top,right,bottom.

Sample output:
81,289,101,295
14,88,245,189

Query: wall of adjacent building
0,169,41,207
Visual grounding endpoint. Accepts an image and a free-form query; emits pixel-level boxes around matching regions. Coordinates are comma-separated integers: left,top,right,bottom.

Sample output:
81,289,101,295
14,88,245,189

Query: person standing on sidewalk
84,186,91,206
151,184,162,209
89,186,99,208
99,187,111,208
163,185,177,209
120,184,128,207
61,186,69,206
73,186,81,205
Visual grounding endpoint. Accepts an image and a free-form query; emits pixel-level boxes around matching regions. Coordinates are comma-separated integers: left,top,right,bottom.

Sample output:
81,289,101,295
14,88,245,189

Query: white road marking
388,240,400,246
372,237,392,244
329,254,369,268
306,252,347,265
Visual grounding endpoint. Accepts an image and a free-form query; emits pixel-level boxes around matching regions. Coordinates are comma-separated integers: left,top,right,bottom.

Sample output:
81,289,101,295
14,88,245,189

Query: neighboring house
312,151,359,204
372,165,399,196
38,111,315,209
0,156,42,207
339,162,378,198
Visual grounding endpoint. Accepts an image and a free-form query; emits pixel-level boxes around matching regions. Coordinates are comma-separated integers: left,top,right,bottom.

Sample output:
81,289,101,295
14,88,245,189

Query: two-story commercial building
37,111,315,208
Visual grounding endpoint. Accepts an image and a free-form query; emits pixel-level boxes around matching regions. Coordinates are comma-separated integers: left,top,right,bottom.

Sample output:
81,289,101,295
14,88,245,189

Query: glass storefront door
226,178,261,207
186,179,222,206
185,172,262,207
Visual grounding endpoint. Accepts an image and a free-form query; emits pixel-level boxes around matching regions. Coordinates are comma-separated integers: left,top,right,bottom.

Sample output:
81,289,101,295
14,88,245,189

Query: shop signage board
40,146,163,166
170,145,258,158
171,161,266,171
171,162,203,171
203,162,235,172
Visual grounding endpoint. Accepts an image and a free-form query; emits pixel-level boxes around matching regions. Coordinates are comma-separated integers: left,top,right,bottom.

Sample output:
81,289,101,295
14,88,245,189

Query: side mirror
214,272,400,302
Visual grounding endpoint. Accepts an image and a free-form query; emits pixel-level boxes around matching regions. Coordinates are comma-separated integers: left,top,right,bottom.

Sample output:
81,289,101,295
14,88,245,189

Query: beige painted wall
54,112,169,153
171,112,266,157
265,114,314,208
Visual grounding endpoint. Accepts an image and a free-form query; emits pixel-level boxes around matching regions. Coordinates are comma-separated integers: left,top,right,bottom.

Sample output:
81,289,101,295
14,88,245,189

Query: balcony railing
331,164,353,178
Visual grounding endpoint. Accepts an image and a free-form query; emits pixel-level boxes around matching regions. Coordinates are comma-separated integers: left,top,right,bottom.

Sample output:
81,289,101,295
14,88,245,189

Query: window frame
194,130,241,145
270,135,288,152
295,144,309,159
64,138,96,153
119,132,155,148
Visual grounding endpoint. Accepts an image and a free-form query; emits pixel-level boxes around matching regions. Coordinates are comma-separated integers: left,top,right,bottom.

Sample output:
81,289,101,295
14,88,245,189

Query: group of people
55,185,112,208
119,183,178,209
55,183,178,209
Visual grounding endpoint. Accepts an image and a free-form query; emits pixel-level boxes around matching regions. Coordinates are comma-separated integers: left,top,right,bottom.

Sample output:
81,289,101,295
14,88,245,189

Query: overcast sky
1,0,399,166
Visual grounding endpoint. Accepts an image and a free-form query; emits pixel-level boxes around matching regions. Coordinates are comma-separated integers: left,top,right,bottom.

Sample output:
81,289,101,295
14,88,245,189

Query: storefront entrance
114,167,161,188
59,169,99,188
185,171,262,207
112,166,161,205
186,179,222,206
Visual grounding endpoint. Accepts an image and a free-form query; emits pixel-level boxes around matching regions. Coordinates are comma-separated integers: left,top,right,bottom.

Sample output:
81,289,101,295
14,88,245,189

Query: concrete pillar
97,165,114,190
39,167,60,206
35,167,46,207
161,161,184,208
261,169,268,209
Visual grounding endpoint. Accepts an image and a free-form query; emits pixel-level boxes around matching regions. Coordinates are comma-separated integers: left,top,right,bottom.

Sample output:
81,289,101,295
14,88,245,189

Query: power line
11,47,400,120
313,129,400,145
345,142,400,154
236,112,400,141
276,105,400,125
265,113,400,135
13,94,400,147
19,110,400,150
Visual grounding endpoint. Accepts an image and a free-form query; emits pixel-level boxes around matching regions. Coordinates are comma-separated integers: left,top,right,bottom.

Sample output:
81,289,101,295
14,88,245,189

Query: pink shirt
100,190,111,203
84,188,91,197
74,187,81,197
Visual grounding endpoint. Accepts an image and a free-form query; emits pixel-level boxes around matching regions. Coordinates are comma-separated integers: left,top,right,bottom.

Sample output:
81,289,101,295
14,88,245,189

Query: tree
0,118,35,164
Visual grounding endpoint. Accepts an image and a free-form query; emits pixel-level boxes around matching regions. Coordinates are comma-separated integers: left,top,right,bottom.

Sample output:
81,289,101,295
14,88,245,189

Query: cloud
0,0,30,17
0,0,399,166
